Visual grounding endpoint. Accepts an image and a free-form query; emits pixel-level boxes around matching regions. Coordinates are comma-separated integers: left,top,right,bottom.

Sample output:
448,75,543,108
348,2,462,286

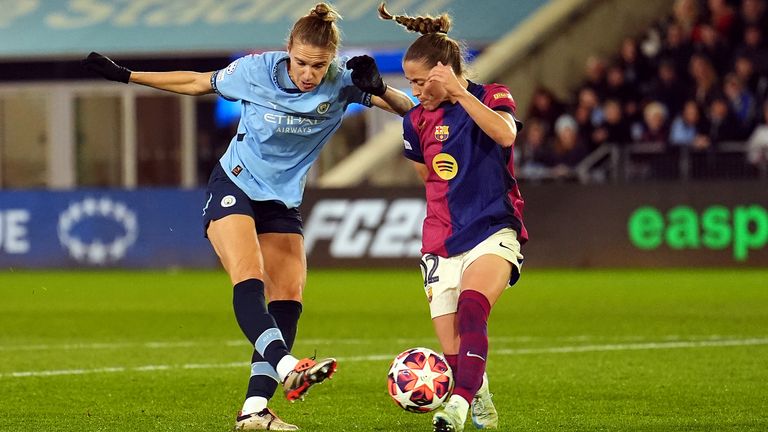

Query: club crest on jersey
434,125,450,141
316,102,330,114
432,153,458,180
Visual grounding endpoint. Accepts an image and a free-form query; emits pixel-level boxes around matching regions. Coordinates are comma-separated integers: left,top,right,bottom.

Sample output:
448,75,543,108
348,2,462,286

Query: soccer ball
387,347,454,413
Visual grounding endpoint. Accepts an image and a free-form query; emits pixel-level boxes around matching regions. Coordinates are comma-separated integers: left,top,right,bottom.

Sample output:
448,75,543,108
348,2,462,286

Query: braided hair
378,2,465,76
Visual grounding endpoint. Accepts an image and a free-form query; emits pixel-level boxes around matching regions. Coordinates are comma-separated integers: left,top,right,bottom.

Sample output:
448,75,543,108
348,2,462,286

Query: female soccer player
83,3,414,430
378,4,527,432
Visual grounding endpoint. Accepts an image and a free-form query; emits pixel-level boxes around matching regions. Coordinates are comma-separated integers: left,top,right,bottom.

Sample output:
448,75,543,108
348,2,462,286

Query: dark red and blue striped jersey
402,81,527,257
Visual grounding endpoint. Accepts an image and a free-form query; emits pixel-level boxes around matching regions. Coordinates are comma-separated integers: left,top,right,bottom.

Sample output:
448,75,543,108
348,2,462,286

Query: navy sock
246,300,303,399
233,279,290,369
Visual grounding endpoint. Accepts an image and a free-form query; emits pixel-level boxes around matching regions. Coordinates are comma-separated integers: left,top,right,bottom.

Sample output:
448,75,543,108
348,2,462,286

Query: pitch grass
1,269,767,431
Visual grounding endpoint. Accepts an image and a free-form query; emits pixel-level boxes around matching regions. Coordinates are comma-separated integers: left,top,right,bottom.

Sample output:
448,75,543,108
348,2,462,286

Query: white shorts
420,228,524,318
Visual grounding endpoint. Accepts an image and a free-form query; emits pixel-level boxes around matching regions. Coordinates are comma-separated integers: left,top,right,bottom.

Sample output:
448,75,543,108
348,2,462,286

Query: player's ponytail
289,2,342,52
378,2,451,34
378,2,465,76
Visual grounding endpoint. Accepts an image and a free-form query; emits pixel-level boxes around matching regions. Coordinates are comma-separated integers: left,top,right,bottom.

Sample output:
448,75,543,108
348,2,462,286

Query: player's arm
427,62,517,147
371,87,415,117
410,161,429,184
82,52,214,96
347,55,414,117
130,71,214,96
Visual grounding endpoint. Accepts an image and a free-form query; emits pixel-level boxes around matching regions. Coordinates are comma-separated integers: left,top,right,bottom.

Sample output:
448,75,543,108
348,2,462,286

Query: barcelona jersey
402,81,527,257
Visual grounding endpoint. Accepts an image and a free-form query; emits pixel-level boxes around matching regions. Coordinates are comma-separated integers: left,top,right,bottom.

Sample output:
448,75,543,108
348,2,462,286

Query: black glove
346,55,387,96
82,52,132,83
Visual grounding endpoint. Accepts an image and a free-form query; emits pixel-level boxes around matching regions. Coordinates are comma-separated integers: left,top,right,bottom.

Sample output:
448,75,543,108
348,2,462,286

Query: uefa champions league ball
386,347,454,413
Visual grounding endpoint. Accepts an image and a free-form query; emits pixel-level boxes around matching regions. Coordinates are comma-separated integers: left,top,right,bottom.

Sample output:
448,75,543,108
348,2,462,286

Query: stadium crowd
517,0,768,181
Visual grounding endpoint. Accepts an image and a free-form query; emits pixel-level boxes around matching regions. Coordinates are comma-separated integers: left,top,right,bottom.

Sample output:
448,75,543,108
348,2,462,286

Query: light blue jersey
211,51,371,208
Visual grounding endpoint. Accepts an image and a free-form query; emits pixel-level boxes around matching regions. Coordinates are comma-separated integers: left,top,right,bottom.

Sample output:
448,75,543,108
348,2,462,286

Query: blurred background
0,0,766,269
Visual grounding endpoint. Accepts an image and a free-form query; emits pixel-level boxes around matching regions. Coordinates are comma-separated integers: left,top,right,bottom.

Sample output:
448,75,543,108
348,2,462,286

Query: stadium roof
0,0,547,59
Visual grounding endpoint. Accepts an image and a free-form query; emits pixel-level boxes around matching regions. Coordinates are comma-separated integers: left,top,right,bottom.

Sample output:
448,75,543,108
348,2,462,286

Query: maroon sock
444,353,458,375
453,290,491,403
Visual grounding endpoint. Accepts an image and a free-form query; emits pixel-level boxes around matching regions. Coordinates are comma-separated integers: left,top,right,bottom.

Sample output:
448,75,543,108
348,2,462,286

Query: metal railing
518,141,768,184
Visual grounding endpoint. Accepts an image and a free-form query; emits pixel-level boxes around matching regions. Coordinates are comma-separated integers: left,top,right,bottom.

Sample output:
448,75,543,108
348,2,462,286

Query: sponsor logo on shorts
232,165,242,176
221,195,237,208
499,242,514,252
403,139,412,150
432,153,458,181
426,286,433,303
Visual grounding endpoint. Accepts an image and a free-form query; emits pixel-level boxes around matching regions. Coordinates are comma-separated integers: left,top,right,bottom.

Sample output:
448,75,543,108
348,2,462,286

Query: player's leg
423,254,462,381
238,226,306,417
206,216,299,430
434,255,511,432
259,231,336,401
432,314,459,375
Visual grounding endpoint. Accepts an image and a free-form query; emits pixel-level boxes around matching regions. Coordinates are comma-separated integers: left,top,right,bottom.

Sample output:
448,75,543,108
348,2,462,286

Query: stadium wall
1,183,766,269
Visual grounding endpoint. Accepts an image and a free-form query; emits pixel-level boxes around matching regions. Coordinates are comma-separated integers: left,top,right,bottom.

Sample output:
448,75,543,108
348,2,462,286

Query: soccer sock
444,353,459,375
453,289,491,404
233,279,292,370
245,301,303,401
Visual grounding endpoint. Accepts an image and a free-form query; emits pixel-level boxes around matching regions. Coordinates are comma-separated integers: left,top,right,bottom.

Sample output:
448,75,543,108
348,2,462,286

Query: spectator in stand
592,99,632,147
734,25,768,76
572,86,603,150
733,55,768,106
573,103,597,151
670,100,705,146
672,0,702,41
518,118,555,180
696,96,741,149
658,23,694,77
746,100,768,167
703,0,736,41
695,24,731,75
645,58,688,116
605,64,639,121
732,0,768,47
542,114,590,180
638,101,670,143
527,86,565,134
723,72,758,138
618,37,651,87
688,53,721,108
580,55,608,99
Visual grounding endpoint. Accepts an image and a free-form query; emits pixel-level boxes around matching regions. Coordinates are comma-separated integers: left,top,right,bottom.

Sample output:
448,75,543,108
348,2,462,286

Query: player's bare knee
269,280,304,301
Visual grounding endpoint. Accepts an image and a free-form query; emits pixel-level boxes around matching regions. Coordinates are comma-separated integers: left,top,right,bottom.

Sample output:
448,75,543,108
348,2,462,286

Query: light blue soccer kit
210,51,372,208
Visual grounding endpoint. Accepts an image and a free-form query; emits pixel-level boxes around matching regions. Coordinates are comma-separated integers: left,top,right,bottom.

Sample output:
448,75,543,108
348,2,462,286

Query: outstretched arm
82,52,214,96
129,71,214,96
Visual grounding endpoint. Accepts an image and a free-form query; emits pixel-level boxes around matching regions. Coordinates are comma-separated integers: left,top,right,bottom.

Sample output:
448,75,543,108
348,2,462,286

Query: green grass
1,269,767,431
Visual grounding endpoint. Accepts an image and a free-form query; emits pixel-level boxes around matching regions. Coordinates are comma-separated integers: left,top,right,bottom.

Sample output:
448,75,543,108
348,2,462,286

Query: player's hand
82,52,132,83
346,55,387,96
427,62,465,100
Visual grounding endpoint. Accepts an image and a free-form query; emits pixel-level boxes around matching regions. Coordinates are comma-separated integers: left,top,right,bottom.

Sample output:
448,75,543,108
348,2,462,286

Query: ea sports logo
432,153,458,180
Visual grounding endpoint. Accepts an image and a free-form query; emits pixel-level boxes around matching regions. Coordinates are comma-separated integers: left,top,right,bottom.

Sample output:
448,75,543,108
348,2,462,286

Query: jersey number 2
420,254,440,287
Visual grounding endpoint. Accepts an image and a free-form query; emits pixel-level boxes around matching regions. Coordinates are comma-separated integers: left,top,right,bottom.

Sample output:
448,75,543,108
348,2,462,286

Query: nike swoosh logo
466,351,486,361
499,242,514,252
